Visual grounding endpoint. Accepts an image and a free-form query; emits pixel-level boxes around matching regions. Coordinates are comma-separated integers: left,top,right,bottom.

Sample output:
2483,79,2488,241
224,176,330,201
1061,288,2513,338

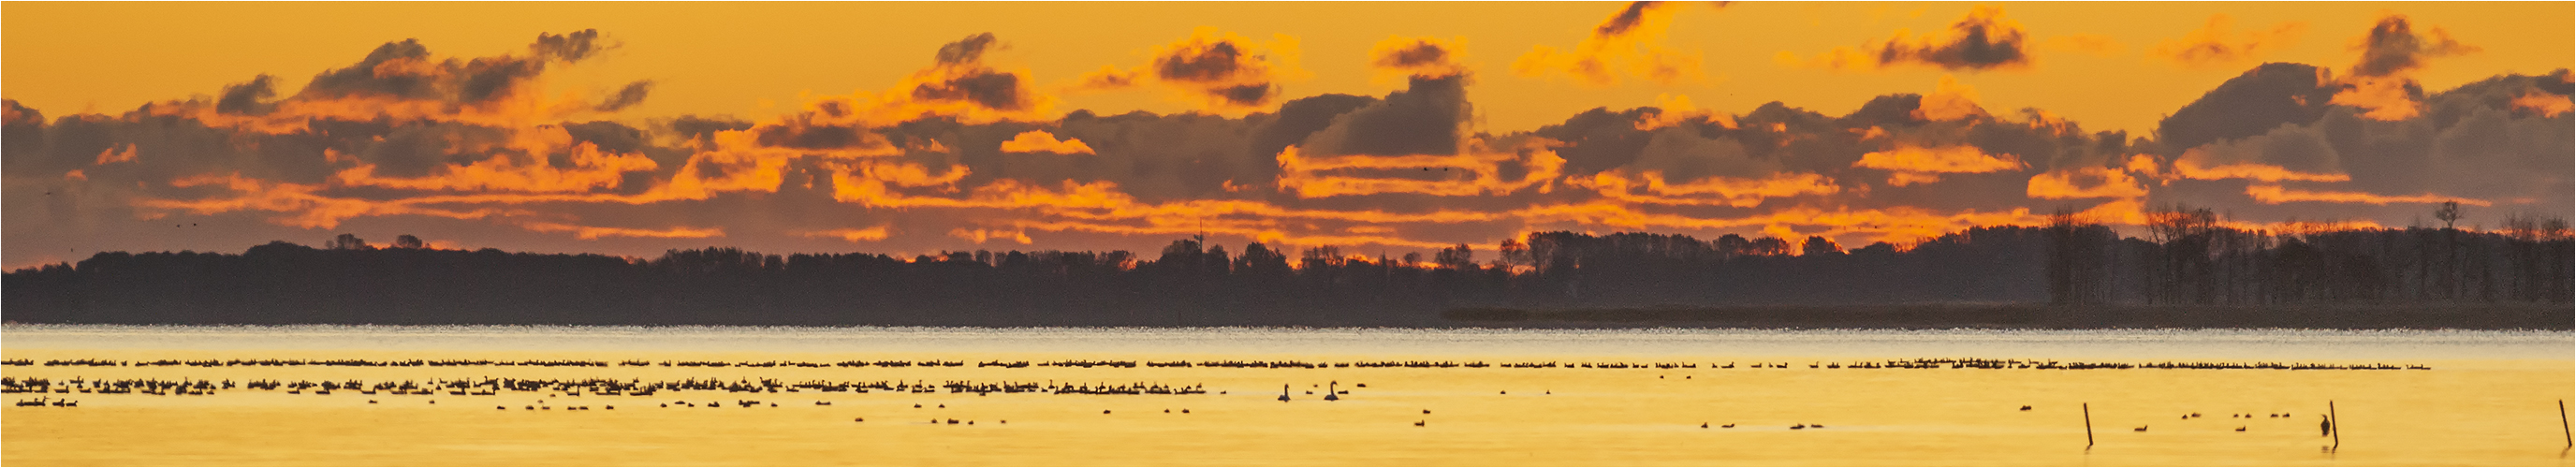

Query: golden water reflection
4,328,2570,466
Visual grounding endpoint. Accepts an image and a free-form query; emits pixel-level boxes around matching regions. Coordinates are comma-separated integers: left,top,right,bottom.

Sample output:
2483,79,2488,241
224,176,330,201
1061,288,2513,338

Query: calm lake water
5,325,2571,466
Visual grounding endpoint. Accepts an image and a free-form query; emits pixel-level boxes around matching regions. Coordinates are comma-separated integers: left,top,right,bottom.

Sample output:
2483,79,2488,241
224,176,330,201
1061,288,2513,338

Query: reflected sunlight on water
4,326,2570,466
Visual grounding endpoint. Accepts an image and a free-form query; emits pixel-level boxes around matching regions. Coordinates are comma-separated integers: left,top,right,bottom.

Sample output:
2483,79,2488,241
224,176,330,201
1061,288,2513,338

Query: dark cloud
356,123,505,178
1215,84,1272,107
1595,2,1664,37
2156,63,2337,154
301,38,440,99
893,34,1040,112
2350,15,2477,78
296,31,617,105
1813,6,2031,71
937,33,1000,65
1533,107,1663,175
1157,40,1251,82
911,70,1028,110
754,120,881,151
215,75,277,115
1374,41,1451,69
457,57,541,103
1878,7,2031,70
1368,37,1469,80
1149,34,1280,108
1250,94,1377,159
666,115,753,145
532,29,607,63
1840,94,1930,128
1300,75,1469,157
564,121,650,154
595,80,654,112
2188,124,2343,174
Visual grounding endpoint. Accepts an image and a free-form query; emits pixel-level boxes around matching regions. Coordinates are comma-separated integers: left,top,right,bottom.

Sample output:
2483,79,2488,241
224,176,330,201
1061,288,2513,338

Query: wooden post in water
2083,402,2095,447
2329,401,2340,449
2558,400,2569,447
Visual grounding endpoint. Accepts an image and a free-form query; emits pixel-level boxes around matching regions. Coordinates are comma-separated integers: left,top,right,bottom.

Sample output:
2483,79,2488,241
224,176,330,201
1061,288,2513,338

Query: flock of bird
2126,411,2322,433
0,376,1204,397
0,357,2433,371
3,356,2413,435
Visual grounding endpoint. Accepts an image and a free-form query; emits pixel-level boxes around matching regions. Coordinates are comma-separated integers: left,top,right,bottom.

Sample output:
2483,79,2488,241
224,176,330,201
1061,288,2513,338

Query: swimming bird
1720,424,1734,428
2236,426,2247,431
1423,409,1431,414
1104,410,1111,414
1791,424,1806,430
2134,425,2148,431
1701,423,1708,428
1325,383,1339,402
1413,420,1426,427
1279,385,1291,402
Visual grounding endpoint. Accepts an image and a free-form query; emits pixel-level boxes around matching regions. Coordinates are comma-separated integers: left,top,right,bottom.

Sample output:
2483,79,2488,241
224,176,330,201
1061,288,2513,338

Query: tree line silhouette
2043,203,2574,307
4,204,2567,327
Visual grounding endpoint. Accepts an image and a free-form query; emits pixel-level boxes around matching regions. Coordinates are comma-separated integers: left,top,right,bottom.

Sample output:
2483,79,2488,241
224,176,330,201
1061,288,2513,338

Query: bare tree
2434,201,2463,230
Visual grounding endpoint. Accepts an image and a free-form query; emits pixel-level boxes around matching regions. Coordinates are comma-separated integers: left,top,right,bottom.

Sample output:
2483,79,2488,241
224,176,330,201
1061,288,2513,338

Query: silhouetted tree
7,223,2565,328
1434,243,1474,270
327,234,371,250
1800,236,1841,256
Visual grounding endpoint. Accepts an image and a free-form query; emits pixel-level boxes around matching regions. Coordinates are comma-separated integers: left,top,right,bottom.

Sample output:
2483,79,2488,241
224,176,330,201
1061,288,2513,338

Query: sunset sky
4,1,2569,268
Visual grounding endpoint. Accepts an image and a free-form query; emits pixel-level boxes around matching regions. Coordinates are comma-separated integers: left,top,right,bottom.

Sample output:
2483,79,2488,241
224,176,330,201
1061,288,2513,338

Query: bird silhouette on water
2320,416,2332,436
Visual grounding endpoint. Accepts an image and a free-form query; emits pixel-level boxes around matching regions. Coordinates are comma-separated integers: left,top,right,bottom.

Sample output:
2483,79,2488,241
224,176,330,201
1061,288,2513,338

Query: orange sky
2,2,2569,267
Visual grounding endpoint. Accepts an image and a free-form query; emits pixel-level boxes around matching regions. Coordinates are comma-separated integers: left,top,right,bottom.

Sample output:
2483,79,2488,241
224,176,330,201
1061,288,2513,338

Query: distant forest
5,205,2569,328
